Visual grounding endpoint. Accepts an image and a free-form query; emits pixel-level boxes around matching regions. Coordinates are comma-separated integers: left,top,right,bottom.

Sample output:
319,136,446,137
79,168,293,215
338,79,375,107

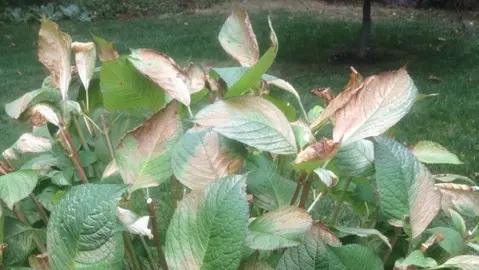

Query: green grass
1,10,478,179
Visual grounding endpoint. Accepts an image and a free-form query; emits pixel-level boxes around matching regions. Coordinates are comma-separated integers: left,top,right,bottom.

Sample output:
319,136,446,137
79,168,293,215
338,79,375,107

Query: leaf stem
140,236,158,270
290,172,307,205
147,198,169,270
307,192,324,213
59,126,89,184
29,194,49,224
298,175,313,209
122,231,141,270
329,176,353,226
13,203,46,253
100,114,116,161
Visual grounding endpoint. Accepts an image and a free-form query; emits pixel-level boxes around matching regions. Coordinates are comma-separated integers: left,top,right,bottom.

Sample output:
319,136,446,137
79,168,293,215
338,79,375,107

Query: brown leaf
92,34,119,62
185,63,206,93
218,8,259,67
311,87,335,105
129,49,191,106
311,222,341,246
436,183,479,216
71,42,96,91
37,18,72,101
295,137,339,164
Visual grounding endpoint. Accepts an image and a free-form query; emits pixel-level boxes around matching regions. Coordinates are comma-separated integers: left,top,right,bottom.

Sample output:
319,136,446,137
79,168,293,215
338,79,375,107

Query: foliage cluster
1,7,478,270
1,2,90,24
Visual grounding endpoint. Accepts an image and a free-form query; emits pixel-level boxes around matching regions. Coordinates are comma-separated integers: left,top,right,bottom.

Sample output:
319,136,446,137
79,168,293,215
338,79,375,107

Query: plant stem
382,227,401,263
13,203,46,253
147,198,169,270
298,175,313,209
329,176,353,226
290,172,307,205
140,236,158,270
72,116,90,151
122,231,141,270
59,126,89,184
307,192,324,213
29,194,49,224
100,114,116,161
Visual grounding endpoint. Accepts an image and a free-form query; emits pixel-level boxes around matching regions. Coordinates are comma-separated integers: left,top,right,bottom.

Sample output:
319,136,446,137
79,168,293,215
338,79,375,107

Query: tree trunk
358,0,372,59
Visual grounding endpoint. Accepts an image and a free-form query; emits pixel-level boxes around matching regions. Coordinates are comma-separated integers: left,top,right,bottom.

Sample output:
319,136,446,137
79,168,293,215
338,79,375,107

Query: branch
290,172,308,205
59,125,89,184
147,198,169,270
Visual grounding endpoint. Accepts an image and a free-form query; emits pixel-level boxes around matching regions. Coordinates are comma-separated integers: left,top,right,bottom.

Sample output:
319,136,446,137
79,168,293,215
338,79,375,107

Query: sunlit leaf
334,139,374,177
193,96,297,154
100,56,166,111
436,183,479,217
129,49,191,106
71,41,96,91
218,8,259,67
115,102,182,192
47,184,127,269
246,206,312,250
374,136,441,238
430,255,479,270
37,18,72,101
411,140,463,164
171,127,244,190
0,170,38,209
91,34,119,62
165,175,248,270
4,88,60,120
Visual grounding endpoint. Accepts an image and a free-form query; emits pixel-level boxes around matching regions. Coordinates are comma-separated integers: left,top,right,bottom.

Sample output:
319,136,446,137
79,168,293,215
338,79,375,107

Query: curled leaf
91,34,119,62
37,18,72,101
311,87,335,105
71,41,96,91
116,207,153,239
436,183,479,217
295,138,339,165
27,104,60,126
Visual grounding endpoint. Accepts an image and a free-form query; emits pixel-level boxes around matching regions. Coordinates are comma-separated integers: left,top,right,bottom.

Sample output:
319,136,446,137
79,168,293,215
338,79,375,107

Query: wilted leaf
313,168,338,188
311,87,335,105
116,207,153,239
4,88,61,119
295,138,339,165
27,103,60,126
218,8,259,67
245,155,297,211
430,255,479,270
115,102,182,192
334,226,391,249
71,41,96,91
411,141,463,164
171,127,244,190
91,34,119,61
37,18,72,101
47,184,127,269
193,96,297,154
165,175,248,270
185,63,206,93
2,133,52,161
374,136,441,238
246,206,312,250
100,56,166,111
0,170,38,209
334,139,375,177
436,183,479,217
129,49,191,106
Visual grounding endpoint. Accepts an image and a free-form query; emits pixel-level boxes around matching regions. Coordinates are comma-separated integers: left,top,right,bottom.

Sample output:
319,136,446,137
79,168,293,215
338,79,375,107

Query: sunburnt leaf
0,170,38,209
436,183,479,217
164,174,248,270
115,102,182,192
218,7,259,67
2,133,52,161
129,49,191,106
71,42,96,91
37,18,72,101
374,136,441,238
246,206,313,250
411,140,463,164
91,34,119,62
171,127,244,190
193,96,297,154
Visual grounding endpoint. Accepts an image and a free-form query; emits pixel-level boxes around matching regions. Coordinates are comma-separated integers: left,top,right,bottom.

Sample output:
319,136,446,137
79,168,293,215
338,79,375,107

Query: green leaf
374,136,441,238
245,155,297,211
171,127,244,190
428,227,466,256
416,93,439,102
193,96,297,154
3,217,44,266
449,209,467,236
327,244,383,270
313,168,338,188
36,185,60,212
100,56,165,111
225,16,278,98
430,255,479,270
218,8,259,67
307,105,324,123
0,170,38,209
91,33,119,62
433,174,476,185
263,95,296,122
334,139,375,177
51,169,74,186
246,206,312,250
291,120,314,150
164,174,248,270
400,250,427,268
115,102,182,192
47,184,127,269
4,88,61,119
411,141,463,164
334,226,391,249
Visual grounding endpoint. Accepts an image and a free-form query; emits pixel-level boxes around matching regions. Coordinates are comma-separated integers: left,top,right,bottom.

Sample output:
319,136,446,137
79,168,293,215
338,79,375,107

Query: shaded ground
0,0,478,178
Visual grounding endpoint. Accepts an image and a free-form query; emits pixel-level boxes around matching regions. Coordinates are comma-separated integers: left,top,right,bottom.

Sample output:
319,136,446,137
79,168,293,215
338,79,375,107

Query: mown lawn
1,4,478,179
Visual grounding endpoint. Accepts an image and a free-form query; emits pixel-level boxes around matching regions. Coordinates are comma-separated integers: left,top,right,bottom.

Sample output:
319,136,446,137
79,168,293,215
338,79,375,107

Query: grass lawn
1,2,478,179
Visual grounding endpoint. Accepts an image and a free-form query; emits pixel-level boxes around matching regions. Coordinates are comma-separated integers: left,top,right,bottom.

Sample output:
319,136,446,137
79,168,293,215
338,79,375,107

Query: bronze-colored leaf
129,49,191,106
91,34,119,62
37,18,72,101
436,183,479,216
71,42,96,91
311,87,335,105
295,138,340,164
